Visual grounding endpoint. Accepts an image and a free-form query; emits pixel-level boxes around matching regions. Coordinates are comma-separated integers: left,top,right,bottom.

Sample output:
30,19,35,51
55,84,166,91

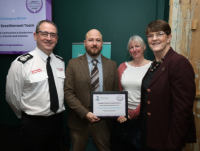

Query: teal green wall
52,0,169,66
0,0,169,147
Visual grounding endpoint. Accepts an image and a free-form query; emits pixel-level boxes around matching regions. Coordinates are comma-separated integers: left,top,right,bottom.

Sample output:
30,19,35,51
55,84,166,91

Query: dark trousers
21,112,63,151
120,139,140,151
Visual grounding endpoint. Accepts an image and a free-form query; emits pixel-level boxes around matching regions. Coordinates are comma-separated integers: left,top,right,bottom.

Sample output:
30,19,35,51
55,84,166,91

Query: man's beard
85,46,102,56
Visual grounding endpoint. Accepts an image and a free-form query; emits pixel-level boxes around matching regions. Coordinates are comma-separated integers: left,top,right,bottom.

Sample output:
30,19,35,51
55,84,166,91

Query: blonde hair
127,35,146,54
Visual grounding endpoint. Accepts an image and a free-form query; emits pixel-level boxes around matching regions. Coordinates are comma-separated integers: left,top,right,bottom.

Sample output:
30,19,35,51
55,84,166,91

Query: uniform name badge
91,91,128,119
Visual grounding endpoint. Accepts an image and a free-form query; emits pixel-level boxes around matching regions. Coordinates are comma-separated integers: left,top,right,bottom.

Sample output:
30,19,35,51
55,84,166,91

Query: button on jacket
6,47,65,118
140,48,196,151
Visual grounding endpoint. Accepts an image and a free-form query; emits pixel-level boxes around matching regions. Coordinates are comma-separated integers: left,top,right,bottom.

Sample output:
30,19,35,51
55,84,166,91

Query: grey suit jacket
64,54,119,131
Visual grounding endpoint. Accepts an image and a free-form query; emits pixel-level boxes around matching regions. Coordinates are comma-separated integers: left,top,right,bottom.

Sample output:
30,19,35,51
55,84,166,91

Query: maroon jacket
140,48,196,151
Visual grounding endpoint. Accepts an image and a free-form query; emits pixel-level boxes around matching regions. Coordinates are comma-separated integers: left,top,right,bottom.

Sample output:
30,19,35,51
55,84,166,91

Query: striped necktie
91,59,99,91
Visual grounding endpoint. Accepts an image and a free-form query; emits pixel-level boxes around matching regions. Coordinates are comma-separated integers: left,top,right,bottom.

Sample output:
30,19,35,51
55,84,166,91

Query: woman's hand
117,116,127,123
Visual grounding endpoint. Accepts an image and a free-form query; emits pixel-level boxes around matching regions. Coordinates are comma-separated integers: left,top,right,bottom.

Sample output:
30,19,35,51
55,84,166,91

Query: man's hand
117,116,127,123
85,112,100,123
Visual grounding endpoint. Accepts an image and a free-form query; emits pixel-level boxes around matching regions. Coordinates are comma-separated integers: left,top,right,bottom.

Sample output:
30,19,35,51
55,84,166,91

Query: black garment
111,131,140,151
120,139,140,151
21,112,63,151
141,62,159,151
115,118,141,149
46,56,59,113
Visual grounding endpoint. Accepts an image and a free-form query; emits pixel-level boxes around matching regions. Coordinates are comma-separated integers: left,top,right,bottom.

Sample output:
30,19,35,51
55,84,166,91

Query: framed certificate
91,91,128,119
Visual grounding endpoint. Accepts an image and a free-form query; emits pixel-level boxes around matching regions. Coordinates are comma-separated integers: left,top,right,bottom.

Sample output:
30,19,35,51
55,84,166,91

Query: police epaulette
17,53,33,64
55,55,64,61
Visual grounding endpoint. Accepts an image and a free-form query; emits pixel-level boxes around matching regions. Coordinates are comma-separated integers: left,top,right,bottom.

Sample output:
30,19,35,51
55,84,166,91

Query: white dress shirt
6,47,65,118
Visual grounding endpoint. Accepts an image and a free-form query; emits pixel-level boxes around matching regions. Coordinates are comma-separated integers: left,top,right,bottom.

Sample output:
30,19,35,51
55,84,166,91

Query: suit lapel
149,48,174,87
102,55,107,91
79,54,92,89
149,64,168,87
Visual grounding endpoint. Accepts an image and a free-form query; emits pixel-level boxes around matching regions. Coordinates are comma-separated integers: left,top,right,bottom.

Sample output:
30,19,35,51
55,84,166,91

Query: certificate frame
91,91,128,119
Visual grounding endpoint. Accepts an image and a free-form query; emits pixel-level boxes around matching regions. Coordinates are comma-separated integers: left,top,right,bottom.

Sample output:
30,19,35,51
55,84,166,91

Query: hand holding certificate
91,91,128,119
85,112,100,123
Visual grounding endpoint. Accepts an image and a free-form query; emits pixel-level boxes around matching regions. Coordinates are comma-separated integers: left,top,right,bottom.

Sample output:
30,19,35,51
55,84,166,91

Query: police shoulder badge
55,55,64,62
17,53,33,64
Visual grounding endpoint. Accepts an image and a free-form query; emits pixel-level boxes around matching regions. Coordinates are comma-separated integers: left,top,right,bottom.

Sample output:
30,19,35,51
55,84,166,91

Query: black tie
46,56,59,113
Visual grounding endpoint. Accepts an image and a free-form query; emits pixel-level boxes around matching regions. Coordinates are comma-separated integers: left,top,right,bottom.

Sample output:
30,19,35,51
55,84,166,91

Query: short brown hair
35,20,58,33
145,20,171,36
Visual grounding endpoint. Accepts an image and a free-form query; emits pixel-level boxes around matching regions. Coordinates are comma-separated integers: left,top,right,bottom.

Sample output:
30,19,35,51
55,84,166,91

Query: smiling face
147,31,171,54
34,22,58,55
129,40,145,59
84,29,103,58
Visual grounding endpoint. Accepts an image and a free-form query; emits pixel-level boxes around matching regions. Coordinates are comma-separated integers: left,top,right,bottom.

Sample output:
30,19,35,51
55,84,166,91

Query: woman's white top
121,62,151,110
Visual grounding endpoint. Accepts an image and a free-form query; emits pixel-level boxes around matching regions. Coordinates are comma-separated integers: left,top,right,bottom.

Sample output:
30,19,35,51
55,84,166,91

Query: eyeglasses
36,31,57,38
146,31,165,39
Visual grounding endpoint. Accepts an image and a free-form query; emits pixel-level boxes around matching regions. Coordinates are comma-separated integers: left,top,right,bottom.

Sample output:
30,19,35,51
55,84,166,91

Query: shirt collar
35,47,54,62
86,53,101,63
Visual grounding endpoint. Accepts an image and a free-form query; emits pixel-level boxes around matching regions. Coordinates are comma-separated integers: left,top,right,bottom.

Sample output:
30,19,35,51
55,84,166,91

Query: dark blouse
141,61,160,151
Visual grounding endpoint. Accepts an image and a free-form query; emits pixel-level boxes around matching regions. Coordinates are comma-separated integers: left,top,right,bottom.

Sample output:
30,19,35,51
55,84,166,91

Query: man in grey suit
64,29,119,151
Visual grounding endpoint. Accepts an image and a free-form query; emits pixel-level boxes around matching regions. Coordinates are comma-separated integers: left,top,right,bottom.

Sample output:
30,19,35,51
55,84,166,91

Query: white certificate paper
92,92,128,118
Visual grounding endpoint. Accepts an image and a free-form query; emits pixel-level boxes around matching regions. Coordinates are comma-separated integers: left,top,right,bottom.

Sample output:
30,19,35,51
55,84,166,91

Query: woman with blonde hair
116,35,151,150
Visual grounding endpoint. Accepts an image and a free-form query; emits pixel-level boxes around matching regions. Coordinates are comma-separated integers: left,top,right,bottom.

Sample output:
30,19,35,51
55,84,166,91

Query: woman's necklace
149,50,168,72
